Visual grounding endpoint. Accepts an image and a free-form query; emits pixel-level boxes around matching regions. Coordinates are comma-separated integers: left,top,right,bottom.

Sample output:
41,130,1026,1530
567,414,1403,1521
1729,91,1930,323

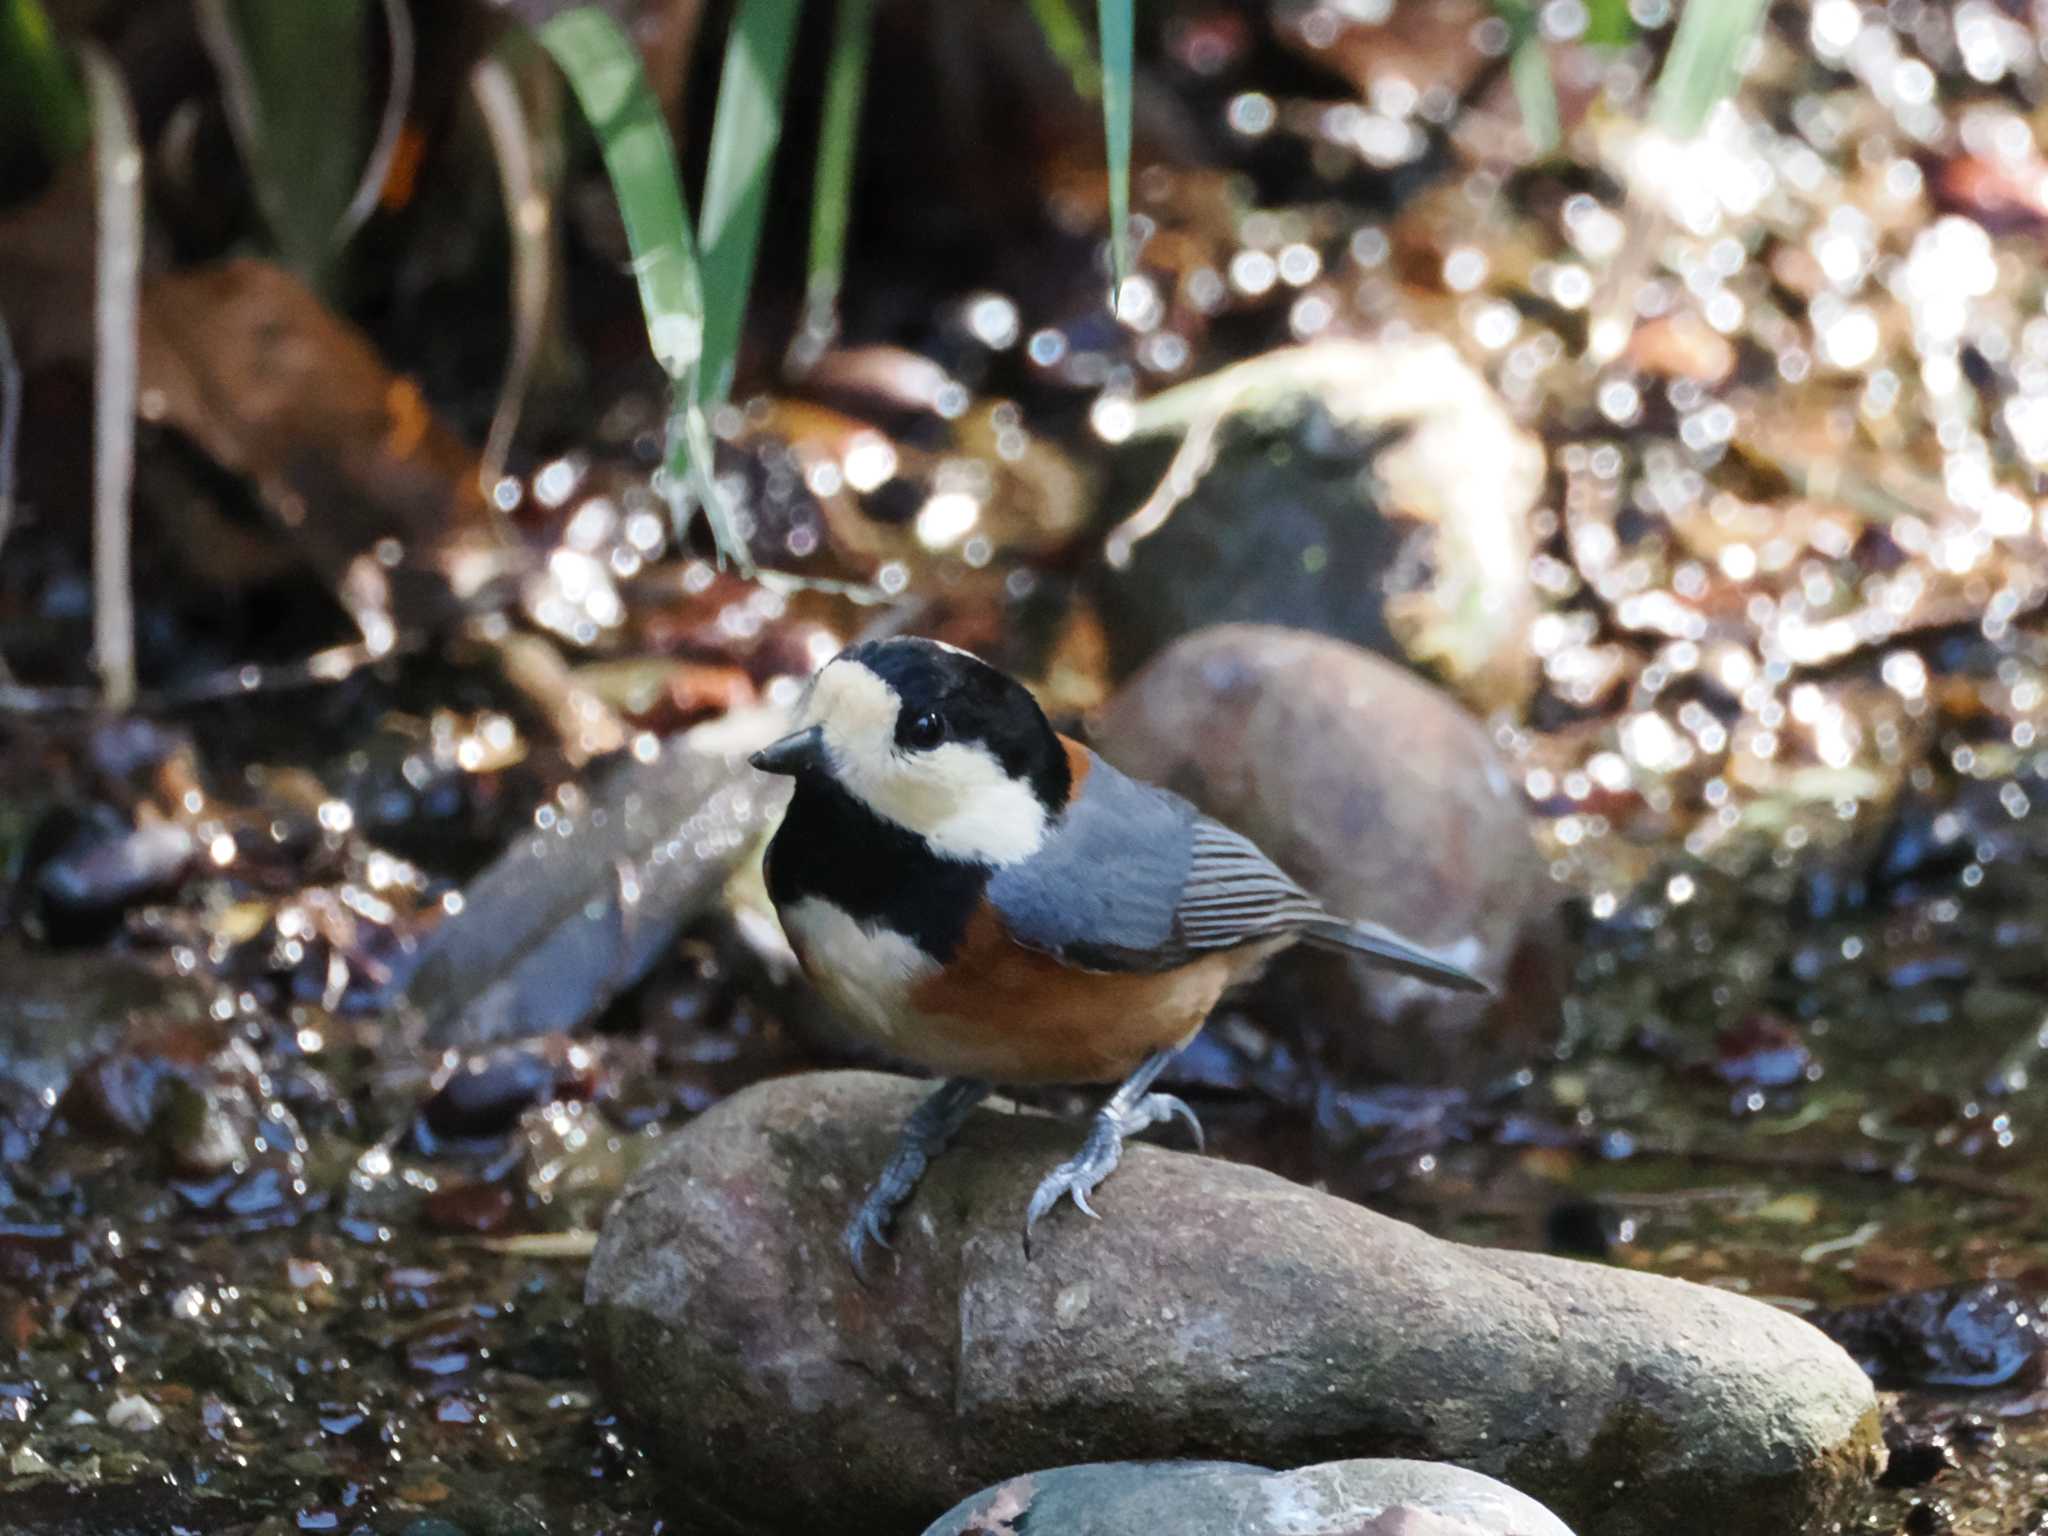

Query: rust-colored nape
1058,735,1094,802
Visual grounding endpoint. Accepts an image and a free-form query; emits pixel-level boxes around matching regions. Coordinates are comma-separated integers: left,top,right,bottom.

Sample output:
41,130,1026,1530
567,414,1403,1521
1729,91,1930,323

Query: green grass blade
193,0,373,289
805,0,875,323
1491,1,1558,157
0,0,89,165
1651,0,1768,139
540,7,750,570
1097,0,1132,309
698,0,801,408
1027,0,1100,99
1508,29,1559,156
539,9,704,382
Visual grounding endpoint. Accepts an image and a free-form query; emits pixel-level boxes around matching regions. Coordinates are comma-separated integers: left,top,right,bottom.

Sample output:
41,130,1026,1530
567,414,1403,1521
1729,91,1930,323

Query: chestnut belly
778,895,1274,1085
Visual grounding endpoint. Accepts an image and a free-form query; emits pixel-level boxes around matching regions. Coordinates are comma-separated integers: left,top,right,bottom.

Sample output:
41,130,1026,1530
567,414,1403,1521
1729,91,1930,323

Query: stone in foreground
924,1457,1579,1536
584,1073,1882,1536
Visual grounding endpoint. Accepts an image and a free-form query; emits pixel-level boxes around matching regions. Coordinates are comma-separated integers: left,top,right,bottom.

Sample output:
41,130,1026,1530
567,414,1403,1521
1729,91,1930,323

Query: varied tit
750,636,1488,1272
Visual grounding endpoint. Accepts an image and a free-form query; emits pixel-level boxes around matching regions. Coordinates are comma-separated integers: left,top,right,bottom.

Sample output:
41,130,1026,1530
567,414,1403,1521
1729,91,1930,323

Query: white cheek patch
778,896,937,1043
885,740,1050,864
801,659,1050,866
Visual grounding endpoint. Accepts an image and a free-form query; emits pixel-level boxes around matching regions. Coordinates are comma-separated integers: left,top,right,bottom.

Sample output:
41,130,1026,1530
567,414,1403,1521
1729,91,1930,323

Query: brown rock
584,1073,1884,1536
1088,625,1563,1084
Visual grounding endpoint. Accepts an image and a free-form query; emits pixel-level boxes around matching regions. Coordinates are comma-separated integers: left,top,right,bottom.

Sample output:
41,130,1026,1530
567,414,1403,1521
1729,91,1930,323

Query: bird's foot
842,1077,988,1281
841,1182,899,1282
1023,1089,1203,1242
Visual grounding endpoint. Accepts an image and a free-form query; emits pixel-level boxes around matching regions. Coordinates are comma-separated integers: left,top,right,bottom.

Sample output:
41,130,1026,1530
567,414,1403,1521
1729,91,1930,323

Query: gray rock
1100,338,1543,715
925,1457,1579,1535
1090,624,1564,1084
584,1072,1883,1536
395,722,788,1047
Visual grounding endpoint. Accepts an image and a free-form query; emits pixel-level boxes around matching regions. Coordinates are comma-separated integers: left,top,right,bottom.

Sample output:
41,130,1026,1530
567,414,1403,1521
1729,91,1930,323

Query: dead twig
0,307,20,681
1103,401,1225,570
333,0,416,248
483,626,628,766
470,51,553,499
81,42,141,711
0,633,428,715
0,308,18,560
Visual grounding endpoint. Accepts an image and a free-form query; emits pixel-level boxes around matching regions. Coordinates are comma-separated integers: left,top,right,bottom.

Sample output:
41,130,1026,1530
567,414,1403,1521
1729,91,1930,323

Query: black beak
749,724,826,777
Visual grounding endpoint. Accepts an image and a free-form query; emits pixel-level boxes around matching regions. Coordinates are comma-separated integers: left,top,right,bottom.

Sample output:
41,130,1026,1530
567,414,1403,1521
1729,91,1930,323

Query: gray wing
1175,817,1485,989
987,752,1331,973
1172,815,1328,954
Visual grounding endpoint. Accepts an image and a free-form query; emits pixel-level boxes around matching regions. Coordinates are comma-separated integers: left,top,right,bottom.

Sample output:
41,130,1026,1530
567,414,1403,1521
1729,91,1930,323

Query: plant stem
82,42,140,710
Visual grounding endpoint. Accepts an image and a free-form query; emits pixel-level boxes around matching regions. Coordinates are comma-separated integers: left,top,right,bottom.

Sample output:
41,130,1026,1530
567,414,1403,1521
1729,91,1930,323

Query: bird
748,636,1489,1274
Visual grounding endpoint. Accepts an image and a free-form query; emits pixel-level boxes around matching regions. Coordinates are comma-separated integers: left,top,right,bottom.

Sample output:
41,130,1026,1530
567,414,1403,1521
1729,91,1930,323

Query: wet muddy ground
6,733,2048,1535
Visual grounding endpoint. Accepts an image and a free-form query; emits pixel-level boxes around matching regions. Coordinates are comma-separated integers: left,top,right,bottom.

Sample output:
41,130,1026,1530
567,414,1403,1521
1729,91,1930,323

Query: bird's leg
1024,1049,1202,1242
844,1077,990,1278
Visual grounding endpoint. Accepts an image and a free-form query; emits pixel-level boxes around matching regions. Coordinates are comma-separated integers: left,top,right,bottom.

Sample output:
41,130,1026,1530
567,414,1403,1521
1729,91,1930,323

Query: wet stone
417,1047,563,1151
584,1072,1884,1536
1811,1281,2045,1391
397,734,788,1048
20,805,196,942
925,1458,1579,1536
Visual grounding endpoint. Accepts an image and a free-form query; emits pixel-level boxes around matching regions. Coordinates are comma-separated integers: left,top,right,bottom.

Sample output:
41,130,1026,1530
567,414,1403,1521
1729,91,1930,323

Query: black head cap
841,637,1071,812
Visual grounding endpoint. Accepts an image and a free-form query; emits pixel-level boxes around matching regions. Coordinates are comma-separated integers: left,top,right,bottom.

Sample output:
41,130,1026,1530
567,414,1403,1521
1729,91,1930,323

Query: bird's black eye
902,709,946,751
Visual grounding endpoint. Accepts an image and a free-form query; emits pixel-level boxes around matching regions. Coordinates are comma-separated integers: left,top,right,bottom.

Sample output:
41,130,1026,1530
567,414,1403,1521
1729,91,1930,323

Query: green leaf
0,0,89,165
539,8,748,569
698,0,802,408
1584,0,1636,47
1491,1,1558,157
193,0,374,290
805,0,875,321
1027,0,1101,99
1097,0,1133,309
1651,0,1769,140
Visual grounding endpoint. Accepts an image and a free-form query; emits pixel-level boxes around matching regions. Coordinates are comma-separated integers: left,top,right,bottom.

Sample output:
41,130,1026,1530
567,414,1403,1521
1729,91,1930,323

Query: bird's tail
1296,917,1492,994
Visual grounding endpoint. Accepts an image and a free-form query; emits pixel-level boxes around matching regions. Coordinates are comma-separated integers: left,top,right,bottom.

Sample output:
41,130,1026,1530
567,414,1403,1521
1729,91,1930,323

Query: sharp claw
1026,1165,1084,1237
1158,1094,1205,1152
842,1196,899,1282
1024,1187,1054,1238
1071,1186,1100,1219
